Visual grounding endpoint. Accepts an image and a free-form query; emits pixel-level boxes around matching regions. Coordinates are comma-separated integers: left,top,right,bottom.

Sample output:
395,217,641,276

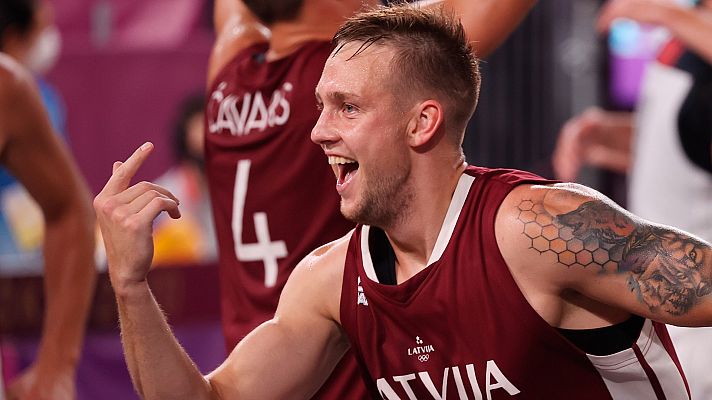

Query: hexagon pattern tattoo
516,197,712,317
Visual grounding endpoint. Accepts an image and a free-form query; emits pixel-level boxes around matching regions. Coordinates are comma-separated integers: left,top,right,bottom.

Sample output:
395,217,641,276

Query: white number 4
232,160,287,287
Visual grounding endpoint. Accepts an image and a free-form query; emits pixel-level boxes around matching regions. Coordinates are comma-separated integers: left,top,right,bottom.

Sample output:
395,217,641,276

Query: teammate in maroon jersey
91,4,712,400
202,0,535,397
205,1,371,396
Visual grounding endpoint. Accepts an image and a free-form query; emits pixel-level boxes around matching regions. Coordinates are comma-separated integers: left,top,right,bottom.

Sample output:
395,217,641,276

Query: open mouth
328,156,359,186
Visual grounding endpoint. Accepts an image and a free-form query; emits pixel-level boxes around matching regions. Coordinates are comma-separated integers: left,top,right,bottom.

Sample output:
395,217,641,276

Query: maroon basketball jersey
205,41,364,398
341,167,690,399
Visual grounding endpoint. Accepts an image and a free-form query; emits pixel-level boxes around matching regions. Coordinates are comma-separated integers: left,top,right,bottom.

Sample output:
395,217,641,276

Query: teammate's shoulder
208,17,270,86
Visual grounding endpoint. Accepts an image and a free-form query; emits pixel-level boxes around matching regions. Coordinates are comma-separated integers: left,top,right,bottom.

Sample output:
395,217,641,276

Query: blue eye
343,103,356,114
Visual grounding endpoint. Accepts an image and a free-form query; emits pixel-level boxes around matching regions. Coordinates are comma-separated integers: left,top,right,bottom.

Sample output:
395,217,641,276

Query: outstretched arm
498,182,712,327
94,144,349,399
0,56,96,400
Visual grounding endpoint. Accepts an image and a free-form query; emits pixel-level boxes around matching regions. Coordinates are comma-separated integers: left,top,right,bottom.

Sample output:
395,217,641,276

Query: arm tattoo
516,198,712,316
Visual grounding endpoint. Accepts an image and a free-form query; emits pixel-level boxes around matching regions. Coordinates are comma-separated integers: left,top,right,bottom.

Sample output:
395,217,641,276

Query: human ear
406,100,444,148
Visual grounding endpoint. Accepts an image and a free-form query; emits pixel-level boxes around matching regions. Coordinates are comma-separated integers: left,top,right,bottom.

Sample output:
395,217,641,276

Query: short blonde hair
333,5,481,143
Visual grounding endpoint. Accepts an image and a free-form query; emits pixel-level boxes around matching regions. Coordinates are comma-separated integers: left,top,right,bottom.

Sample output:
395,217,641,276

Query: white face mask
24,25,62,75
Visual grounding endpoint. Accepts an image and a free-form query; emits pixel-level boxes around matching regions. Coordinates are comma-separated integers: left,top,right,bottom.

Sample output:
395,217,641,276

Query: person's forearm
114,280,217,400
39,200,96,368
442,0,537,57
597,110,634,144
662,5,712,65
585,111,633,172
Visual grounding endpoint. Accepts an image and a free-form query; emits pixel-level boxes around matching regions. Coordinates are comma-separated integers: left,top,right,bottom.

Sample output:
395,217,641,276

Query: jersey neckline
359,172,476,285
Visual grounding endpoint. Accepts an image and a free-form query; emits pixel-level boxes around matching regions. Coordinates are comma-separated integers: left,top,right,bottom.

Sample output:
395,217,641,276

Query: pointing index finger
104,142,154,194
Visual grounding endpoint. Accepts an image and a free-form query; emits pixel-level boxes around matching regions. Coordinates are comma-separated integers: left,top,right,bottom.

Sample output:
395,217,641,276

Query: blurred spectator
0,0,67,271
152,95,216,267
1,1,96,399
0,0,64,132
0,53,95,400
553,0,712,240
553,0,712,397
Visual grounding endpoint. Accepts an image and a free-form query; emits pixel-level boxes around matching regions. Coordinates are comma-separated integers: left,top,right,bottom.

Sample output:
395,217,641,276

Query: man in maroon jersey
94,4,712,399
203,0,535,397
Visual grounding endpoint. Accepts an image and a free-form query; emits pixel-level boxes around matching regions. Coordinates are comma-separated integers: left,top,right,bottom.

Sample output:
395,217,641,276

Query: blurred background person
0,53,96,400
553,0,712,397
4,0,221,398
0,1,97,399
0,0,64,133
152,94,216,267
0,0,67,267
554,0,711,238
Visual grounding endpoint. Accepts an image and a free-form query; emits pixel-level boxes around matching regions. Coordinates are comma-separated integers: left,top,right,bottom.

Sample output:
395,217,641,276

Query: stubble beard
341,163,413,229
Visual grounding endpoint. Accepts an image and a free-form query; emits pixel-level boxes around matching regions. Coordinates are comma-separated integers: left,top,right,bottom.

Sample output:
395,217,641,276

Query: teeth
328,156,357,165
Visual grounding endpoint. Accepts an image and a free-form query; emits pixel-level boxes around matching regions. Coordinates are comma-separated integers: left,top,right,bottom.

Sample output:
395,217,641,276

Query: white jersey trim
586,319,689,400
361,172,476,283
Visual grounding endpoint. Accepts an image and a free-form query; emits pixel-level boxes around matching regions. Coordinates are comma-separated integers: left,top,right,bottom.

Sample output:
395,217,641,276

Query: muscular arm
420,0,537,57
0,56,96,398
498,182,712,327
598,0,712,65
113,247,348,400
209,241,350,398
95,145,349,399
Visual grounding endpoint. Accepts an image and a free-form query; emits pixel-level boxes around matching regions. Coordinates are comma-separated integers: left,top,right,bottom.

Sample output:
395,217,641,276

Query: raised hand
552,107,605,181
93,143,181,293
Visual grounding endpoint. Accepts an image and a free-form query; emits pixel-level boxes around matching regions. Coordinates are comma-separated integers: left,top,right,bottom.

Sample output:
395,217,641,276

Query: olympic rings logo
418,354,429,362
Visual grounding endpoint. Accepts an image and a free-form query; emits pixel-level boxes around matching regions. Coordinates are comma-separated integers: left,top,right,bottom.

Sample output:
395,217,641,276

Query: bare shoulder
0,54,32,99
207,12,269,86
504,180,601,206
305,231,352,268
277,232,354,323
0,54,39,150
512,182,637,256
497,182,627,261
0,53,22,78
496,182,627,288
500,182,617,228
291,232,352,288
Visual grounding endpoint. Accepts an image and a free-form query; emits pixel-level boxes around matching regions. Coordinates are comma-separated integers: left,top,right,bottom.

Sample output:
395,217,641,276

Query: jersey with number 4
205,41,353,349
